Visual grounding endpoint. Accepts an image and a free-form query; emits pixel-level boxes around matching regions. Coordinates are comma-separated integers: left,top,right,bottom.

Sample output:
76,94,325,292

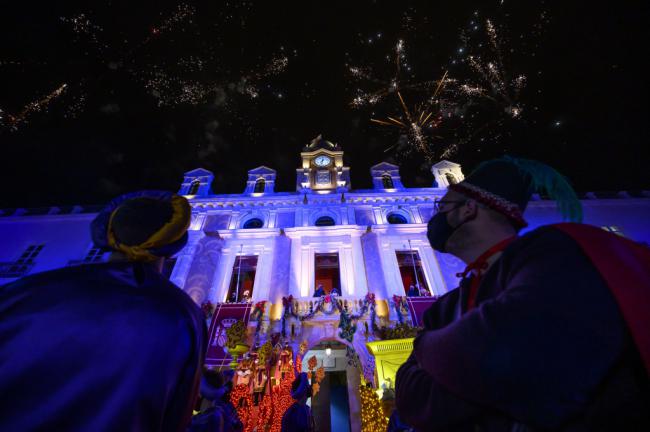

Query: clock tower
296,134,350,193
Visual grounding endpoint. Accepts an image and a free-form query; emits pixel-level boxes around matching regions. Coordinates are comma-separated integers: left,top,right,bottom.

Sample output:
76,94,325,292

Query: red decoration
230,384,254,432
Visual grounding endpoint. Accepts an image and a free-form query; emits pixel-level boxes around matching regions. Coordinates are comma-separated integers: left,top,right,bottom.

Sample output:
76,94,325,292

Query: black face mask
427,204,472,252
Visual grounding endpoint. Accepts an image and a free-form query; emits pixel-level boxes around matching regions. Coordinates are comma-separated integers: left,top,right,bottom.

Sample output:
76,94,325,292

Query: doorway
310,370,351,432
314,253,341,295
395,250,430,295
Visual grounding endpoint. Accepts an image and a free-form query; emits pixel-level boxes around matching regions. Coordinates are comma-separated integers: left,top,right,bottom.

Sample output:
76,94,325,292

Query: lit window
315,216,335,226
387,213,408,224
253,178,265,193
395,250,430,296
188,180,200,195
445,173,458,185
227,255,258,302
243,218,264,229
382,174,394,189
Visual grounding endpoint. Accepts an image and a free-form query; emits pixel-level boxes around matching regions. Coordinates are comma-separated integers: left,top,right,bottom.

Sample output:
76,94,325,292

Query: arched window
315,216,335,226
188,180,200,195
445,173,457,185
387,213,408,224
382,174,394,189
253,178,265,193
243,218,264,229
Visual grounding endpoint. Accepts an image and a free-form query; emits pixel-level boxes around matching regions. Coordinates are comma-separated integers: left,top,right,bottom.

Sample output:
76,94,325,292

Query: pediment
432,160,460,169
184,168,214,177
370,162,400,172
248,165,276,175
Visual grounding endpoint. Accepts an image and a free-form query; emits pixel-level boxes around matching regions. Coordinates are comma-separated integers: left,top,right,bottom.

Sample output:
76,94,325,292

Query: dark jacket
396,226,650,431
0,262,207,431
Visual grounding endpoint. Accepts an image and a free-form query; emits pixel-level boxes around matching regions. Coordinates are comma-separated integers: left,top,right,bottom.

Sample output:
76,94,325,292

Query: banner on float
406,297,438,327
205,303,253,367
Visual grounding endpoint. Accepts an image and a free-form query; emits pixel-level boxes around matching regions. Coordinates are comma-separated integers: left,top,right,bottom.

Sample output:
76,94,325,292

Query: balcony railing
0,262,35,279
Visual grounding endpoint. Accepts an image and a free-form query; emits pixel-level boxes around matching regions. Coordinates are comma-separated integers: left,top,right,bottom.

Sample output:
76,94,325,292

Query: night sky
1,1,648,208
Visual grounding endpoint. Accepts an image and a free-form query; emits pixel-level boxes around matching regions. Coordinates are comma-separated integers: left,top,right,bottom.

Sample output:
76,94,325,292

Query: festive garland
392,295,408,324
281,293,379,342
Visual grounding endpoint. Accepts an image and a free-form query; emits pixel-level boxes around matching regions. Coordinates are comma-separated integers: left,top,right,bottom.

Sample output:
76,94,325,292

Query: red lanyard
456,236,517,311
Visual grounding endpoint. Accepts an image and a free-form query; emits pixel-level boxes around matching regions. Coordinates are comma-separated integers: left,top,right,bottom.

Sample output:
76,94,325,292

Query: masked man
0,191,207,431
395,157,650,431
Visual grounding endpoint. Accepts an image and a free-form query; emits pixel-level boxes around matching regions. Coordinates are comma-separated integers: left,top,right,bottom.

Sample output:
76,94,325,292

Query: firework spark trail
3,84,68,130
348,39,443,109
457,17,527,119
140,52,290,108
370,71,449,159
2,3,290,131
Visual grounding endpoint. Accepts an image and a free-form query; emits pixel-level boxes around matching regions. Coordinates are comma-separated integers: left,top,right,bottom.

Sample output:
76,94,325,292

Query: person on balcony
407,284,419,297
313,284,325,297
330,286,341,296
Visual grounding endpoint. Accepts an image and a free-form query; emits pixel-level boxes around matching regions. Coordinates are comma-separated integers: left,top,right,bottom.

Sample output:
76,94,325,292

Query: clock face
314,155,331,167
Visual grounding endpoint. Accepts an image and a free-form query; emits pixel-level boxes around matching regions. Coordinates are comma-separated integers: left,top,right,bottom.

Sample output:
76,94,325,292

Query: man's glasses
434,199,466,212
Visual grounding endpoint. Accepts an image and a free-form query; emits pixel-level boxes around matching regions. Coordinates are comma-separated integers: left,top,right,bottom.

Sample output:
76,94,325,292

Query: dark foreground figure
281,372,315,432
395,157,650,431
0,191,207,431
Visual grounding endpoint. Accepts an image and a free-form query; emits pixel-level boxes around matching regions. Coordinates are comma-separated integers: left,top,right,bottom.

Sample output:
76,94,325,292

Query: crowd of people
1,157,649,431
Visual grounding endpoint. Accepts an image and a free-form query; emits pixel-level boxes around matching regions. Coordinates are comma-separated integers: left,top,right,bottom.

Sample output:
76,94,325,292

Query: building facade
2,135,650,430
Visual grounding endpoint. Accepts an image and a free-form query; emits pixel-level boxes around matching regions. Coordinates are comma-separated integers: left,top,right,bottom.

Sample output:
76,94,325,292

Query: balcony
0,262,35,279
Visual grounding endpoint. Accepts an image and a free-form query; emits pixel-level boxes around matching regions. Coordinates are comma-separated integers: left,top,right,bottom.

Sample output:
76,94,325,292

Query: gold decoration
225,320,247,349
359,384,389,432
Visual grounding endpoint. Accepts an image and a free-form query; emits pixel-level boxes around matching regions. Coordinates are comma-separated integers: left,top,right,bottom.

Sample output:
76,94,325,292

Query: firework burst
2,3,290,132
370,71,449,159
348,39,446,109
456,18,528,119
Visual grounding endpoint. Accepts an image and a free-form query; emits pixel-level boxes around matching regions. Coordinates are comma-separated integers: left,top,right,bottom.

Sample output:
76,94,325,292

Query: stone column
183,234,225,304
360,230,389,300
169,230,203,292
269,231,292,304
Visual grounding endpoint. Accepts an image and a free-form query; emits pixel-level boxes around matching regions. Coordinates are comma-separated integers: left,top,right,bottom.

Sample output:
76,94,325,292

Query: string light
359,383,388,432
230,384,254,432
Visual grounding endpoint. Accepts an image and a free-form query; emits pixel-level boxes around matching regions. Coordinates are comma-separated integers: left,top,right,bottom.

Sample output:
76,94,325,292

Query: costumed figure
281,372,315,432
0,191,207,431
280,342,294,379
395,157,650,431
252,368,267,406
235,359,253,388
190,369,243,432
